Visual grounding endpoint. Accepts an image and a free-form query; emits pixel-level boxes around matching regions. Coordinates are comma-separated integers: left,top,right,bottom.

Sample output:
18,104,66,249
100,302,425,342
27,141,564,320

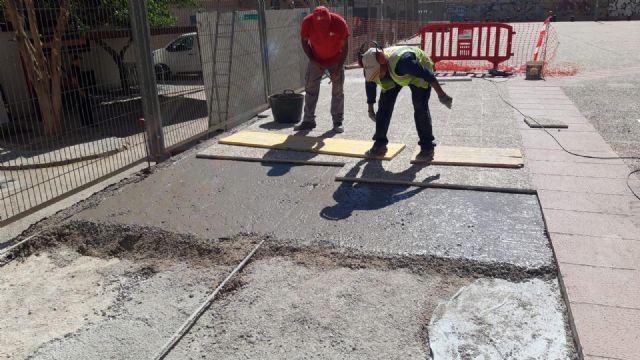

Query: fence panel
265,9,309,94
0,2,149,225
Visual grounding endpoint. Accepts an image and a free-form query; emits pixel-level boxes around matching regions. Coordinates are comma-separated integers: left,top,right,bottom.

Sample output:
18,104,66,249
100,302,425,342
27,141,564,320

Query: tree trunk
94,37,134,94
4,0,70,137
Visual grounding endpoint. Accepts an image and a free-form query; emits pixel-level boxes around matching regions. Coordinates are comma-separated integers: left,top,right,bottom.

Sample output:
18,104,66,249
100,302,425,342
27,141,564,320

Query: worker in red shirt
295,6,349,133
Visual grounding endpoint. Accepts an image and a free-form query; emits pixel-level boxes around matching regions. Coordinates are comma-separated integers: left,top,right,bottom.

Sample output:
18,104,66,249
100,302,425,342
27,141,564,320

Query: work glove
439,94,453,109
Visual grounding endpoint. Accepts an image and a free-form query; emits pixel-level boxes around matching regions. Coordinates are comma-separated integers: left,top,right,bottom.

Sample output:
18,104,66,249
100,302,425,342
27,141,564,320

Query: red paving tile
551,233,640,269
524,148,626,164
570,303,640,360
538,191,640,215
543,209,640,240
528,161,632,179
560,263,640,309
532,174,640,195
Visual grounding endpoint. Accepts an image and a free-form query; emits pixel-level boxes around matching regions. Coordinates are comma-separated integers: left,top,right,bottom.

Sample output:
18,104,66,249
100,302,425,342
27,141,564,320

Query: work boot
415,147,435,162
294,121,316,131
365,143,388,158
332,123,344,133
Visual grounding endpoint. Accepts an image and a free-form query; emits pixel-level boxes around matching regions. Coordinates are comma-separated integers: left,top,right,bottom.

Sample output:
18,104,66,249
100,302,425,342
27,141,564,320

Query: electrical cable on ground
153,238,266,360
482,77,640,201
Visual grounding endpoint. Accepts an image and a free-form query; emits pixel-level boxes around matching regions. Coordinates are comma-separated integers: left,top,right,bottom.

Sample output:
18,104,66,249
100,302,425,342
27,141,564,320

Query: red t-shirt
300,12,350,67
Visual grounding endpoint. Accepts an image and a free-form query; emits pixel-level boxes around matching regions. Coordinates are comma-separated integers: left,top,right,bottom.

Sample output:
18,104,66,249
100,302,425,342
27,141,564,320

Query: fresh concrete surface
74,158,552,273
0,162,149,247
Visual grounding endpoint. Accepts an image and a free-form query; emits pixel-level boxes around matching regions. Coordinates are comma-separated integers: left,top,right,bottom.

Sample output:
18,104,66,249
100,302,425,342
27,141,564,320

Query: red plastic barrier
420,22,516,70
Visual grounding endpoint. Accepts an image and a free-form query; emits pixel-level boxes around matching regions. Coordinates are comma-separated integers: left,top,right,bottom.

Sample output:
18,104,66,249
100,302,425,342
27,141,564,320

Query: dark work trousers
373,84,435,150
365,81,377,105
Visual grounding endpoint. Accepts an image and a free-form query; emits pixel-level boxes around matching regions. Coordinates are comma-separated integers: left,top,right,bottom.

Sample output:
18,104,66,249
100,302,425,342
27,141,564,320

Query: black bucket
269,89,303,124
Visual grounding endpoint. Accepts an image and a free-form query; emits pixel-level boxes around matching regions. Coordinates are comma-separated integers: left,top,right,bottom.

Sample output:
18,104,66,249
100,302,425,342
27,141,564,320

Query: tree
3,0,71,136
2,0,194,135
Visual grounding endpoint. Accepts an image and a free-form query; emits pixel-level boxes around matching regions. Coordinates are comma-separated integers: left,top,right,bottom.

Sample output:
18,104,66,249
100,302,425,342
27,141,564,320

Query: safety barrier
420,22,515,70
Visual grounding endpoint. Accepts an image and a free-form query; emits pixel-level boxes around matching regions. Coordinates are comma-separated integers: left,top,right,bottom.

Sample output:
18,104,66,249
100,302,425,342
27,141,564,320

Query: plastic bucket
269,89,303,124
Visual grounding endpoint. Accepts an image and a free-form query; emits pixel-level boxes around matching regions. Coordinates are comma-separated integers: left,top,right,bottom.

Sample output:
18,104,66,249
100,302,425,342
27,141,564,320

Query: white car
152,33,201,80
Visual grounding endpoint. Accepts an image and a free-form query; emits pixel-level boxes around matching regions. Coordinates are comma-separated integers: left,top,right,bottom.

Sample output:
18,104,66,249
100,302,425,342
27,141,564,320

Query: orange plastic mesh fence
346,18,577,77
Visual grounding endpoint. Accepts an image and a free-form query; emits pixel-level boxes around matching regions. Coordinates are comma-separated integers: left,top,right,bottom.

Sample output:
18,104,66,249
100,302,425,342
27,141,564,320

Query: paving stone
561,263,640,309
519,109,584,118
551,233,640,269
513,103,580,111
528,161,633,179
523,149,626,165
532,174,639,195
538,190,640,215
543,209,640,240
521,131,614,152
570,303,640,360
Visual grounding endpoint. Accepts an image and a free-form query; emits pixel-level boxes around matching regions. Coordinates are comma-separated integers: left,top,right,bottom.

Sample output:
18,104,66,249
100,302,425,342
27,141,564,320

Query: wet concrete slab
74,158,553,271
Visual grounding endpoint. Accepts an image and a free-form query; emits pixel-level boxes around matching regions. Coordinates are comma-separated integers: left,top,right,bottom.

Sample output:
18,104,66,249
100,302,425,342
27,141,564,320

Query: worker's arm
330,40,348,81
301,38,315,63
395,53,452,108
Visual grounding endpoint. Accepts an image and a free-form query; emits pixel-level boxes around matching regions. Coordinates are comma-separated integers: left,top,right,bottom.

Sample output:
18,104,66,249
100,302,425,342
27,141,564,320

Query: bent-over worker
360,46,453,160
296,6,349,133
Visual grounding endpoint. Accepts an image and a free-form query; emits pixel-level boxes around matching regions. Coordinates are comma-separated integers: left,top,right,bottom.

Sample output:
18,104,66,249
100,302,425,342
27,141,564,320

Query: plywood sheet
410,145,524,168
196,143,346,166
219,131,405,160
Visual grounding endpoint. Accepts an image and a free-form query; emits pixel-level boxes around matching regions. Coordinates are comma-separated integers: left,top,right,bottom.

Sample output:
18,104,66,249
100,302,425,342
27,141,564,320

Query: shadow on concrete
320,160,440,220
258,121,296,131
261,129,338,177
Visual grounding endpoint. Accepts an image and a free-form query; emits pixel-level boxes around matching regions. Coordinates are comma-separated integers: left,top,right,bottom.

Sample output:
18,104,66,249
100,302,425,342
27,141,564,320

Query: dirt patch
0,221,261,359
2,220,261,267
0,249,120,359
256,243,557,282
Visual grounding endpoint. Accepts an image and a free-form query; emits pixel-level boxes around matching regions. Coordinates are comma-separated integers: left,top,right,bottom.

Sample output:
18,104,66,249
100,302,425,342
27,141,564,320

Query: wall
608,0,640,17
443,0,600,22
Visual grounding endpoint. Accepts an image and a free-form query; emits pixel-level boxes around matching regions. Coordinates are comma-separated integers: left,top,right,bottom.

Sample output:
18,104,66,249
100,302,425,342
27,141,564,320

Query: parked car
152,33,201,80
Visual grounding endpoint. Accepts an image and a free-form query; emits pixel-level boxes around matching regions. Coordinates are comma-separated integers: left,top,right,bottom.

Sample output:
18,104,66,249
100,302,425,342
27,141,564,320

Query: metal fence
0,0,429,225
0,1,151,225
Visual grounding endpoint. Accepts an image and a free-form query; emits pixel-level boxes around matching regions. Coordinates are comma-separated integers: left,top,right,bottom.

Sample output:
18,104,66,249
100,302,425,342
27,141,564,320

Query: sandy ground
0,221,576,359
0,221,259,359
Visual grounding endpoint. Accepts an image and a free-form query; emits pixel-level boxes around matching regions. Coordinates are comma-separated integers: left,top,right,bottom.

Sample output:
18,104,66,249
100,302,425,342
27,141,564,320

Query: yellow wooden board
410,145,524,168
219,131,406,160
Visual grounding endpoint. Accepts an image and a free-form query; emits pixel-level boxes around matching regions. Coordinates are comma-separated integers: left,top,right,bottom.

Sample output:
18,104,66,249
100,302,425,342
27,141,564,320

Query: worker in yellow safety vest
360,45,453,160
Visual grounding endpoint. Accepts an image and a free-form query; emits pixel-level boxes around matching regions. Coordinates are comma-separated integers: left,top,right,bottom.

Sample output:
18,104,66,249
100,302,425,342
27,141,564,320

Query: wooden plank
196,153,345,167
433,145,522,158
410,145,524,168
218,131,405,160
